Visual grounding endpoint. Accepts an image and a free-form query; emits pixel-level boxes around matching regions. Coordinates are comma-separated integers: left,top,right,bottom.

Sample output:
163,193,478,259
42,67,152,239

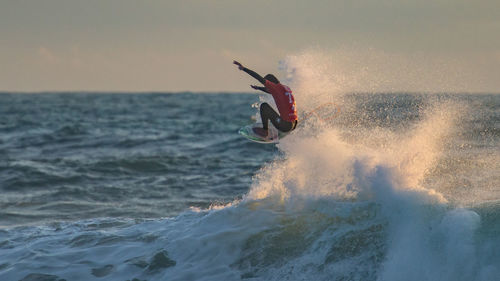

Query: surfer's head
264,74,280,84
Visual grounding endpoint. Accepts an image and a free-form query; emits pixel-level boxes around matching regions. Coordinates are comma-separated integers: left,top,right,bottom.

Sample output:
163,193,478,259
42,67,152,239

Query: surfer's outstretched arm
233,61,266,85
251,85,269,94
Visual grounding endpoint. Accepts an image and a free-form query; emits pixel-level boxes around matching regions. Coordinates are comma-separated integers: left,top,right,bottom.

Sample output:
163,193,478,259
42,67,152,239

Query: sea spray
237,50,496,280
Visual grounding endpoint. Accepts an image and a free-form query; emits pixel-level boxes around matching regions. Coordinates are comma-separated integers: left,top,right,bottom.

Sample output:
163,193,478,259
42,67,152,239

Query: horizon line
1,91,499,95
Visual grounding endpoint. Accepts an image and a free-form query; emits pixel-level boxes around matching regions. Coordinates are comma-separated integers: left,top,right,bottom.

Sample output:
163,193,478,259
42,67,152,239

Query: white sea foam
235,50,496,280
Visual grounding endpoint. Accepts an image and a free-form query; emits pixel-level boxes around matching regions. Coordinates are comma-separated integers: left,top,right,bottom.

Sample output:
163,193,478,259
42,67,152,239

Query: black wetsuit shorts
260,103,297,132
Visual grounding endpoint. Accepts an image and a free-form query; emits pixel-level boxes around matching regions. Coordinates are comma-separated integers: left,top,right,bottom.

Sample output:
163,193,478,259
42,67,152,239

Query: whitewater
1,52,499,281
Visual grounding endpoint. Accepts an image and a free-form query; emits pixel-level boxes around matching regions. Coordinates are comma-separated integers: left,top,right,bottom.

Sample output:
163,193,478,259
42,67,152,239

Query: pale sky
1,0,499,92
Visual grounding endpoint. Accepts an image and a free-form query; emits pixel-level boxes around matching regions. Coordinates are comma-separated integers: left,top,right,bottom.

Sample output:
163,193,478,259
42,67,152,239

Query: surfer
233,60,298,137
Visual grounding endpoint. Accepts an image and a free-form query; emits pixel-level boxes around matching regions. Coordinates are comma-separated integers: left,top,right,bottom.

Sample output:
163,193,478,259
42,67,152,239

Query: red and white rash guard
264,80,298,122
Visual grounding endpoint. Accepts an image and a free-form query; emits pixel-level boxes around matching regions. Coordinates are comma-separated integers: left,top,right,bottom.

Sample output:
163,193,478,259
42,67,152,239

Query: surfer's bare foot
252,127,268,137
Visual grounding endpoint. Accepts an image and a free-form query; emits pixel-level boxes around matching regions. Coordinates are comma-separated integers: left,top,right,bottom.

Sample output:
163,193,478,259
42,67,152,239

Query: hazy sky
1,0,499,92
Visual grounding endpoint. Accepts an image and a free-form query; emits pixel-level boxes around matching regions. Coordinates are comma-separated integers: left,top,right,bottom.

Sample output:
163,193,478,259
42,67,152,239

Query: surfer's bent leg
260,103,294,132
260,103,278,130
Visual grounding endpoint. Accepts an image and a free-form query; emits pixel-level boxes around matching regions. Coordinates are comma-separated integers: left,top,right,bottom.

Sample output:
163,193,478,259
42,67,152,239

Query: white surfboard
238,123,288,144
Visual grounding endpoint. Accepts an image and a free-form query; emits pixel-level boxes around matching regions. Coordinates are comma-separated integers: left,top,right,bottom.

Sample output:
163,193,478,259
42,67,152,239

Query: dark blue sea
1,92,499,281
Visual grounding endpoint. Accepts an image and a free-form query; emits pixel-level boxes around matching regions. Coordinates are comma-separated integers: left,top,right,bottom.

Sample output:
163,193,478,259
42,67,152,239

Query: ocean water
0,93,273,227
1,90,499,279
